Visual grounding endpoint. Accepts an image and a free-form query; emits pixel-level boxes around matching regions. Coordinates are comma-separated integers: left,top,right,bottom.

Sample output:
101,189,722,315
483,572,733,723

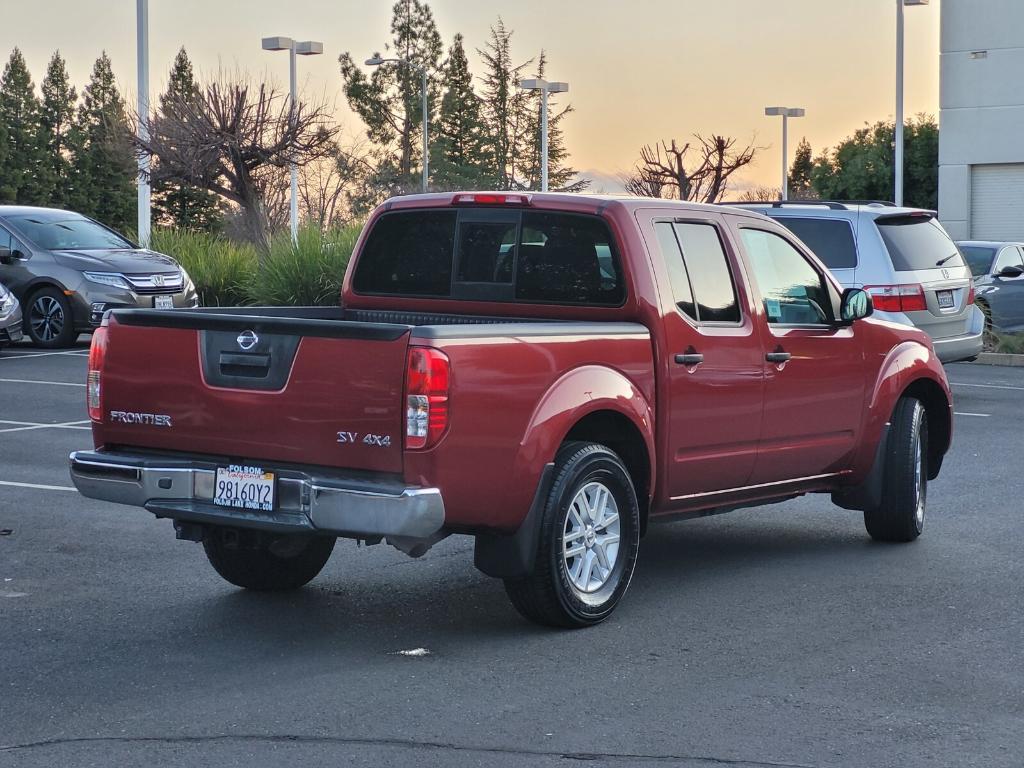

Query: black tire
977,300,996,351
24,287,76,348
864,396,928,543
203,529,336,591
504,442,641,628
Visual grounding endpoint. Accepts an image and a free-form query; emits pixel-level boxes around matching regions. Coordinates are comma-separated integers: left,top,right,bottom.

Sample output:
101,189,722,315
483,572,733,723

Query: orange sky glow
1,0,941,196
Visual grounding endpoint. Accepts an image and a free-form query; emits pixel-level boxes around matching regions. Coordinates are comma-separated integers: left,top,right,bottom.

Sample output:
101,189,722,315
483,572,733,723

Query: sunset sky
1,0,942,195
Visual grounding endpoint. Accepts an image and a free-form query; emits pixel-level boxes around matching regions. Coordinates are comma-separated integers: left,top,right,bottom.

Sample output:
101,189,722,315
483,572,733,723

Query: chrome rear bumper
69,450,445,539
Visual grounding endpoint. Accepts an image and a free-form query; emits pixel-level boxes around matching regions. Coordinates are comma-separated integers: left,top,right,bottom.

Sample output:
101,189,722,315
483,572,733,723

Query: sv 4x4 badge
337,431,391,447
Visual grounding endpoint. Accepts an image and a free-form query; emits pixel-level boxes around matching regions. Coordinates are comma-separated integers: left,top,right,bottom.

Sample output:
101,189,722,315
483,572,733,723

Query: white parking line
950,381,1024,392
0,378,85,387
0,349,90,360
0,420,91,434
0,479,76,492
954,411,990,417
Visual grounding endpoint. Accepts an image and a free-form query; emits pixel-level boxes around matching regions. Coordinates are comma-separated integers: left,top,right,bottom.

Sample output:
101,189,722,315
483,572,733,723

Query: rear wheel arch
900,377,950,479
562,409,652,535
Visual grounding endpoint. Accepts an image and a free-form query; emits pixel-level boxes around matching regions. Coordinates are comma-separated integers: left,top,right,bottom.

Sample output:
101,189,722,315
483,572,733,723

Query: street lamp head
519,78,547,90
765,106,805,117
904,0,929,5
547,81,569,94
261,36,294,51
365,53,386,66
295,41,324,56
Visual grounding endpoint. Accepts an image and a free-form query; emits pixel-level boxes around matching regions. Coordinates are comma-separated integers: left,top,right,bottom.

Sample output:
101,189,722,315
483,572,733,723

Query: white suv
731,201,984,363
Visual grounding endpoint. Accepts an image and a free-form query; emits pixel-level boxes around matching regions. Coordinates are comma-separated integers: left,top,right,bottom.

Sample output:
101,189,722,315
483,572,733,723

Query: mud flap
473,463,555,578
832,423,890,512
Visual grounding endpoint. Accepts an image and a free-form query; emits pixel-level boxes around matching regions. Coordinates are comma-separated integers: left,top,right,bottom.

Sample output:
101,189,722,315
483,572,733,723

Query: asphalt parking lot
0,340,1022,768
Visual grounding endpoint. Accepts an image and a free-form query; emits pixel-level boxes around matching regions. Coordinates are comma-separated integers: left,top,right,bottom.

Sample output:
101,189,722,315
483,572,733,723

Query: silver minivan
733,202,984,363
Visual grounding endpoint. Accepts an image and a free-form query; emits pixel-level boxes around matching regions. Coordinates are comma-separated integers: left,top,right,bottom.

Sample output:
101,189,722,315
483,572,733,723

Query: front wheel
504,442,641,628
25,287,76,348
864,396,928,543
203,529,336,591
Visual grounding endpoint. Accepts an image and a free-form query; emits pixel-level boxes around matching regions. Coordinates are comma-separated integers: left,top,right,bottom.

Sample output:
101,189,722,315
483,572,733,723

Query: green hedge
150,223,362,307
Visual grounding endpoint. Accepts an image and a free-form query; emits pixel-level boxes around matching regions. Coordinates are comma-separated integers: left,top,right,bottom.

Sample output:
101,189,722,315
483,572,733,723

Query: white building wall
939,0,1024,240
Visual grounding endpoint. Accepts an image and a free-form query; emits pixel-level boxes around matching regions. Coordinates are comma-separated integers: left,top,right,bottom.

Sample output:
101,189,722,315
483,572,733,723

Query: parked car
69,193,953,628
0,280,23,352
729,201,984,363
957,240,1024,336
0,206,199,348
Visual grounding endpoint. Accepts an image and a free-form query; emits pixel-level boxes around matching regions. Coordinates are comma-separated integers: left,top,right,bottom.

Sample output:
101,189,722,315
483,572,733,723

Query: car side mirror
839,288,873,324
0,246,12,265
997,265,1024,278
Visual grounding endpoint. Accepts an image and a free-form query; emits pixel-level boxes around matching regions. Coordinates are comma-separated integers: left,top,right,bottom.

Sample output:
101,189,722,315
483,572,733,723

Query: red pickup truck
70,193,953,628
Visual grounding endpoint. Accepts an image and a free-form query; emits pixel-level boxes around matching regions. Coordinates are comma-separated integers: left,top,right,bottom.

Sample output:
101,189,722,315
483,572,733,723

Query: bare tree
624,136,758,203
138,78,338,248
736,185,782,202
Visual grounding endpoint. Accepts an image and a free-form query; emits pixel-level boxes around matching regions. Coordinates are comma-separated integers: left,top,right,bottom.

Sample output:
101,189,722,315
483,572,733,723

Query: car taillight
451,193,530,206
87,325,109,422
967,284,976,305
405,346,450,450
864,284,927,313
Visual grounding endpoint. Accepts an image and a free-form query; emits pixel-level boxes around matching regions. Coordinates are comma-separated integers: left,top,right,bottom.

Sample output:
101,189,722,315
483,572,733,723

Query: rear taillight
967,284,976,305
405,347,450,450
87,325,109,422
864,284,927,313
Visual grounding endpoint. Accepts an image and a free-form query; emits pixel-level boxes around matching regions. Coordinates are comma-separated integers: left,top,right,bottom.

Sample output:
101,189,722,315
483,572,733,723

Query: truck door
644,214,764,499
732,224,866,484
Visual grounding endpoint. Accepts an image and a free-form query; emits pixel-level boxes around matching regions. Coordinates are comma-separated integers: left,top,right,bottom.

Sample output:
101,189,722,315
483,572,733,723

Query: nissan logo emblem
237,330,259,351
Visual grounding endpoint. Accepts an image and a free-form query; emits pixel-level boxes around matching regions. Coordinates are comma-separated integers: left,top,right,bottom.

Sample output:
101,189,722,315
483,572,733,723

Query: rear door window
773,217,857,270
876,216,964,272
960,245,996,277
673,222,741,323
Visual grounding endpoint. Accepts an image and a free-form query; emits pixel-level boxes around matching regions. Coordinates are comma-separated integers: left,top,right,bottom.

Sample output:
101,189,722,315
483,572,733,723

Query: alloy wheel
562,481,621,593
30,295,65,343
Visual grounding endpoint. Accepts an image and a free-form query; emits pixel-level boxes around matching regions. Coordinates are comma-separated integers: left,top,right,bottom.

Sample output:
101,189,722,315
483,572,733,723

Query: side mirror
997,265,1024,278
0,247,12,265
840,288,873,324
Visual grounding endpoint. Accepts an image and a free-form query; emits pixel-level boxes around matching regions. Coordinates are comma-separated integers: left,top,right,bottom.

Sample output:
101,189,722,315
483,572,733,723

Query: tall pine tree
478,18,529,190
40,51,77,208
788,137,814,199
0,48,51,204
338,0,443,192
430,34,494,190
71,52,135,230
152,47,222,230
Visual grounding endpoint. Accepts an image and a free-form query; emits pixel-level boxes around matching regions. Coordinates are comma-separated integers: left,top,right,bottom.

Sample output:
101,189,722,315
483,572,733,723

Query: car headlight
179,266,193,287
0,285,14,316
83,271,131,290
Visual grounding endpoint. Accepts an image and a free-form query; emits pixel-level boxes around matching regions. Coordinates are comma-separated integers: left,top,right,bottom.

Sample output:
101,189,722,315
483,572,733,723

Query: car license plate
154,295,174,309
214,465,276,512
937,290,955,309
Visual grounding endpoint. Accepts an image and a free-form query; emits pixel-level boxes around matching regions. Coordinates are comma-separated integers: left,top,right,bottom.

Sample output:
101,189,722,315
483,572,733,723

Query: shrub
246,223,362,307
993,331,1024,355
150,228,257,307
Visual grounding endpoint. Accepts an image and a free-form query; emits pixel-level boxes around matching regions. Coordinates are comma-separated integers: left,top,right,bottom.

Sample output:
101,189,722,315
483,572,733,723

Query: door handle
675,351,704,366
765,350,791,364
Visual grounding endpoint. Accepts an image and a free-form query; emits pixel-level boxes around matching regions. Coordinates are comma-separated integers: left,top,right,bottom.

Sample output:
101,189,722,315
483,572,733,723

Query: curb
972,352,1024,367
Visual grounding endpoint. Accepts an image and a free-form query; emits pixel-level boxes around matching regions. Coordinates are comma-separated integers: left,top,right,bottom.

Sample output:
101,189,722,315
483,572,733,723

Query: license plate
154,295,174,309
214,465,276,512
937,290,955,309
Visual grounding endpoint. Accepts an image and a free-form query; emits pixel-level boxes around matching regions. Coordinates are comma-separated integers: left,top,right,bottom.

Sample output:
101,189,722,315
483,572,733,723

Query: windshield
875,215,964,272
959,245,996,277
8,215,133,251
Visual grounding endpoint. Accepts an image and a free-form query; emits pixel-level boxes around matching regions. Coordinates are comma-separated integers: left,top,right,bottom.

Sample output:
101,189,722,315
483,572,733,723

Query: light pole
896,0,929,207
518,79,569,192
136,0,150,247
262,36,323,241
365,54,429,193
765,107,805,201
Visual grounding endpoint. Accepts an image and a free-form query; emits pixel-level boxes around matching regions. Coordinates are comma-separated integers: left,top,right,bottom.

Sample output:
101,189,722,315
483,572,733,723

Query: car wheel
25,287,76,348
203,529,336,591
504,441,641,628
864,396,928,543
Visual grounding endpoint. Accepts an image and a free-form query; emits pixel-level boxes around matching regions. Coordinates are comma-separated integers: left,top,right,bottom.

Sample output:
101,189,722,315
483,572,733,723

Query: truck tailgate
95,312,410,473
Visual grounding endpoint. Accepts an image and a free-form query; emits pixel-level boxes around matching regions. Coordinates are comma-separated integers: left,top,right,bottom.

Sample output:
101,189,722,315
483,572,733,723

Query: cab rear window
353,209,625,306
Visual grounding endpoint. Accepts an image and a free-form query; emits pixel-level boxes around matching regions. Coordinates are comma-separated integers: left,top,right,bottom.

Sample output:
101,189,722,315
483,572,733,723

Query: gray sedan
959,240,1024,336
0,206,199,348
0,280,23,352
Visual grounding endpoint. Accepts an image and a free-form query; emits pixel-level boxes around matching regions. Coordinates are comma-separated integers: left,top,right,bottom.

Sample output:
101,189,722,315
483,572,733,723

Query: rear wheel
25,287,76,348
978,300,997,351
504,442,640,628
864,397,928,543
203,529,335,591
